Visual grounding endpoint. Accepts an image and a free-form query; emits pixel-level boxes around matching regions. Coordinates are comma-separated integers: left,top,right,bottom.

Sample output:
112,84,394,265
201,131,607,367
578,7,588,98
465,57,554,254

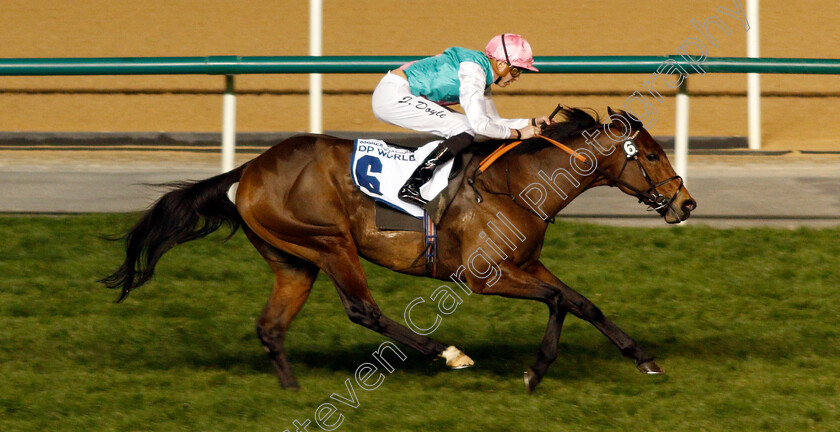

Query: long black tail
101,163,249,302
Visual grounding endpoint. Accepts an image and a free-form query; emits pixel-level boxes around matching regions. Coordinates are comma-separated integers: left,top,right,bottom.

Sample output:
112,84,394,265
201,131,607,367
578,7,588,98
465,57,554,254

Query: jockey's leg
371,73,471,138
372,73,476,205
398,132,473,206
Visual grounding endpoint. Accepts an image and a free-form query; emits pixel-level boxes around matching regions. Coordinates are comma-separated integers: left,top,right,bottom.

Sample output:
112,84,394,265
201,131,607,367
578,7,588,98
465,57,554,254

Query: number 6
623,140,638,158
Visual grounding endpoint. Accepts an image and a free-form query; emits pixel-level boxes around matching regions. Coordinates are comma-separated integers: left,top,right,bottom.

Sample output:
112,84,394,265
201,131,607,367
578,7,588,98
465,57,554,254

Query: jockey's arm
482,89,531,130
458,62,529,140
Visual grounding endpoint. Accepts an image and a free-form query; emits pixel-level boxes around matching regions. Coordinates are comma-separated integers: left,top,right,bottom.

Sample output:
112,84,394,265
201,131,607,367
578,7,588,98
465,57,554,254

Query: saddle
374,151,472,231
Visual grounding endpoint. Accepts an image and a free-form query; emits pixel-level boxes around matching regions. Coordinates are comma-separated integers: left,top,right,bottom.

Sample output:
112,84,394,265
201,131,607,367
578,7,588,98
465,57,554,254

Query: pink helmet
485,33,538,72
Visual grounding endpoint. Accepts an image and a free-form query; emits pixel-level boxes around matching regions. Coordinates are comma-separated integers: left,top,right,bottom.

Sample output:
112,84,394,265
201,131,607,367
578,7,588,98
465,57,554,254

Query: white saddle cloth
351,139,454,218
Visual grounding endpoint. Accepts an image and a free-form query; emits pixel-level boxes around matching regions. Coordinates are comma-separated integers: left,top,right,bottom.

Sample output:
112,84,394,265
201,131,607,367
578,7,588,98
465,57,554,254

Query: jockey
372,33,553,206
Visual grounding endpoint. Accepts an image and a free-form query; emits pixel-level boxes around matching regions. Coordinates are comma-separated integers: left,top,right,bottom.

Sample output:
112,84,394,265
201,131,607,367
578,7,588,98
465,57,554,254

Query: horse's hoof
637,360,664,375
274,364,300,389
440,346,474,369
278,378,300,390
523,368,541,393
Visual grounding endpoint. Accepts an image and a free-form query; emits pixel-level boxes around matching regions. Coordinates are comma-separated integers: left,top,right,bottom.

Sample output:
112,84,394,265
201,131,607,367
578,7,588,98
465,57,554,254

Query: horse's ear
607,106,617,117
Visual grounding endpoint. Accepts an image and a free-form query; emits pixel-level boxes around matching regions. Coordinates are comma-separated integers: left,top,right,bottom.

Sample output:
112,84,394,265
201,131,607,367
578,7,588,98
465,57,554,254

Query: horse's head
499,106,695,224
591,107,696,223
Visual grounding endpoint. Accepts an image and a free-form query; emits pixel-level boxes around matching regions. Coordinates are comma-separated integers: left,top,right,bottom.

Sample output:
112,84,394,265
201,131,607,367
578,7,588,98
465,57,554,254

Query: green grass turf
0,214,838,431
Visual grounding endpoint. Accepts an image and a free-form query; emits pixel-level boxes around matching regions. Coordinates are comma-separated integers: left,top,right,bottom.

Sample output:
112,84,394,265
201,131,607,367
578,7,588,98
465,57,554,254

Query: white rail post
221,74,236,173
747,0,761,150
675,78,689,183
309,0,323,133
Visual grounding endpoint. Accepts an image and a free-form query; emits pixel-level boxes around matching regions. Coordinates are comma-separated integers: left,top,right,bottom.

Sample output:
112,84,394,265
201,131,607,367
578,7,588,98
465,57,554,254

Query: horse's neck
506,136,608,215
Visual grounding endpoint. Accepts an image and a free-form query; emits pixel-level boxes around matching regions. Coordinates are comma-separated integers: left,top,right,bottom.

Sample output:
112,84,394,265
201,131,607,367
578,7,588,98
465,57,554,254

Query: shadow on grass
169,330,824,381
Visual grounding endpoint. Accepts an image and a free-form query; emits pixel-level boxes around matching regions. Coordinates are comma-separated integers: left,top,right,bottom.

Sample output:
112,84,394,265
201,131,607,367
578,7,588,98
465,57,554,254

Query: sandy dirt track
1,1,839,151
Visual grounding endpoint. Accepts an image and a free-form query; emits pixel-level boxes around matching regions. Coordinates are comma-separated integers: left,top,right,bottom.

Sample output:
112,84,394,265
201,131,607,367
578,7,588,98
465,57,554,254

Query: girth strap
423,212,437,276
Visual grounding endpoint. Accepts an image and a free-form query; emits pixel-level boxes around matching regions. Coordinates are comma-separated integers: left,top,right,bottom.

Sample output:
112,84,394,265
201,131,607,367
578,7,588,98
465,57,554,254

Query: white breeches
371,73,473,139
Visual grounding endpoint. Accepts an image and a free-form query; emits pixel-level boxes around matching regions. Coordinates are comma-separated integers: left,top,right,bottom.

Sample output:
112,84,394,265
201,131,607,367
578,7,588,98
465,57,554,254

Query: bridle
470,106,686,220
536,130,685,217
613,135,685,215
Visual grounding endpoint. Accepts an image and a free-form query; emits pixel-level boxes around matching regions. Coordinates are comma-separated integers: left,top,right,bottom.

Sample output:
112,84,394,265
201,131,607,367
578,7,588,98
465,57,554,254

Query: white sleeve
484,91,531,130
458,62,528,139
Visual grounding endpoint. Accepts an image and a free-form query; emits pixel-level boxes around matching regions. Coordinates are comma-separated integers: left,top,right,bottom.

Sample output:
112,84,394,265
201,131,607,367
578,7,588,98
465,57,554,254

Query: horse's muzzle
665,196,697,224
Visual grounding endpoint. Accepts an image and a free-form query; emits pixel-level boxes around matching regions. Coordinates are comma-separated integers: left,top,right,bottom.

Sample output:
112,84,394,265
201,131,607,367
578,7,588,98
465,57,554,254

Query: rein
472,131,685,218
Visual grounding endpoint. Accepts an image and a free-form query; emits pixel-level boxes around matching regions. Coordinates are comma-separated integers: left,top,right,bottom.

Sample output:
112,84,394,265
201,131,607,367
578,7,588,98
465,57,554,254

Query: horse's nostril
682,199,697,213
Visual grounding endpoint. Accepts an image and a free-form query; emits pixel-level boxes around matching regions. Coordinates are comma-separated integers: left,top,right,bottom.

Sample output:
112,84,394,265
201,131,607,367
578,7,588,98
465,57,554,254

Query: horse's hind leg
245,228,319,389
527,261,662,374
246,222,464,373
318,244,459,363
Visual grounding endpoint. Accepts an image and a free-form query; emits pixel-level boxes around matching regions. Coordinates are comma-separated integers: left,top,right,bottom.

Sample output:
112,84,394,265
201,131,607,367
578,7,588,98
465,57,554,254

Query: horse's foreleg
526,298,568,392
467,261,568,392
526,261,663,374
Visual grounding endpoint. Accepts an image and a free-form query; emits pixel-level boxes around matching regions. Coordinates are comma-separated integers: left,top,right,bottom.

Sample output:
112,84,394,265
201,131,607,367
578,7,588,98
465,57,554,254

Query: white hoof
440,346,474,369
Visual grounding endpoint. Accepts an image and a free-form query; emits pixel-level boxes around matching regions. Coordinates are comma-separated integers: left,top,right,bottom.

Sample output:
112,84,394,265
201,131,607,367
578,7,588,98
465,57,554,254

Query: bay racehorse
102,106,695,391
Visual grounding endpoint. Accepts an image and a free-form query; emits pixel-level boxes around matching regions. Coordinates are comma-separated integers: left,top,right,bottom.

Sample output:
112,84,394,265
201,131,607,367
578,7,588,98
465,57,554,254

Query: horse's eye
646,153,660,162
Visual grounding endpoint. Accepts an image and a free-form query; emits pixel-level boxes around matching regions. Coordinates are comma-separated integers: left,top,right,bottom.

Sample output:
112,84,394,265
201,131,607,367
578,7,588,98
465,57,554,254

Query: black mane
513,106,646,155
510,106,601,155
470,106,642,158
543,107,602,140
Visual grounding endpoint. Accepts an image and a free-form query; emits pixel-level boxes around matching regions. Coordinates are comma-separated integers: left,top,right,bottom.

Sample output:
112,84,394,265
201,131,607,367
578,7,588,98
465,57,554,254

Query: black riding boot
398,145,454,206
398,133,473,206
